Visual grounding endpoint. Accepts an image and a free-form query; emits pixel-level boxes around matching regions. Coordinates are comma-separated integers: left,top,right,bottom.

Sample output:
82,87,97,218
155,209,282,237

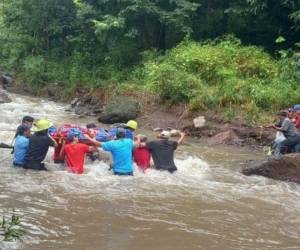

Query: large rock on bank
0,73,13,89
242,154,300,183
98,96,139,124
207,130,241,145
0,90,12,104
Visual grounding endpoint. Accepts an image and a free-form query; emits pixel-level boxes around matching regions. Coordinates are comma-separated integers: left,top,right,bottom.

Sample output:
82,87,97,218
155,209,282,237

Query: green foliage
142,38,300,122
0,0,300,123
0,214,25,242
23,56,48,86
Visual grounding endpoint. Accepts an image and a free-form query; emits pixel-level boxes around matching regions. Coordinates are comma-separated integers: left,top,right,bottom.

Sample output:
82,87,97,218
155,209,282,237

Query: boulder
0,90,12,104
242,154,300,183
207,130,240,145
0,73,13,89
193,116,206,128
98,96,139,124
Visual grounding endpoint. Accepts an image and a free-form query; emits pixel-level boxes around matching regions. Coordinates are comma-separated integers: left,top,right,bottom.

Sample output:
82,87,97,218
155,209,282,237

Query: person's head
293,104,300,115
134,134,147,143
116,127,126,139
67,132,80,143
288,108,295,119
158,130,171,140
33,119,52,135
126,120,138,131
17,124,31,137
22,116,34,127
86,123,97,129
277,110,288,121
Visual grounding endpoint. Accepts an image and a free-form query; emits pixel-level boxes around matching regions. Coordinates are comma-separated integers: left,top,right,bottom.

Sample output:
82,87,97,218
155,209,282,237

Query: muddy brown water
0,92,299,250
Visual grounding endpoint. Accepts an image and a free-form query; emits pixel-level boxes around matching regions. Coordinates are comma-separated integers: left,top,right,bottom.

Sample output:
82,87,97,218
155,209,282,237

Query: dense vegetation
0,0,300,121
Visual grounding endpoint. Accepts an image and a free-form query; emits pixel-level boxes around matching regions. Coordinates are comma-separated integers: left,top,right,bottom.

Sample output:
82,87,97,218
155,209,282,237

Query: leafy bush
142,38,300,121
23,55,47,86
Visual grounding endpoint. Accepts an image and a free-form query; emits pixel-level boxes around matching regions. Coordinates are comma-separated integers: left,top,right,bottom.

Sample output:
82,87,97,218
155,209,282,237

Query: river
0,92,299,250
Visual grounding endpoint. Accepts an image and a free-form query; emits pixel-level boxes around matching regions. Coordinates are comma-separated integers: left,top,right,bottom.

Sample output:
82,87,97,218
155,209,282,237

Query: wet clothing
23,134,55,170
114,171,133,176
13,135,29,166
102,138,134,174
146,140,178,173
280,135,300,154
133,147,151,171
53,140,64,163
62,143,90,174
277,118,300,154
280,118,299,138
293,114,300,131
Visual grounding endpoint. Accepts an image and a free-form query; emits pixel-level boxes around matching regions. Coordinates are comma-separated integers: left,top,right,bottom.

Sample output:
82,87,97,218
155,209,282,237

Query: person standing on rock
23,119,57,171
137,130,186,173
84,128,134,176
270,111,300,154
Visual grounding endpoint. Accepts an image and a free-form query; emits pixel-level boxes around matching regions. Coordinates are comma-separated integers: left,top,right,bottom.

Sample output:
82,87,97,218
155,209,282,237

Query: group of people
11,116,186,176
266,105,300,156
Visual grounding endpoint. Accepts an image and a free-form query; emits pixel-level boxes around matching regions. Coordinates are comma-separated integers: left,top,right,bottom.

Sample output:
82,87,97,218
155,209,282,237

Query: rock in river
98,96,139,124
242,153,300,183
0,90,12,104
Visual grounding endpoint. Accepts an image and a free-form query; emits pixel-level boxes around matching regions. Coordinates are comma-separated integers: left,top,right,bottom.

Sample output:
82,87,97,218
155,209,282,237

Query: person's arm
84,134,102,147
88,146,98,152
177,132,186,145
49,134,58,147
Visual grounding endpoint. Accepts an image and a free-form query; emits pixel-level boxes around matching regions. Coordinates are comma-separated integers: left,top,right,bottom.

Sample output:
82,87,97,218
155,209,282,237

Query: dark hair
86,123,97,129
16,125,30,136
22,116,34,123
116,128,125,139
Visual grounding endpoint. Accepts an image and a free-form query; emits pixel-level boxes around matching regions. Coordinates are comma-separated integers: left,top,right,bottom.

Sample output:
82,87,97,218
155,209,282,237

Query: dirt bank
5,82,275,148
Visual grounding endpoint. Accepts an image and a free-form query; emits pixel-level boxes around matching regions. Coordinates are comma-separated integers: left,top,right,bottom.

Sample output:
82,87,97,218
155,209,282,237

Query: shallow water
0,92,299,250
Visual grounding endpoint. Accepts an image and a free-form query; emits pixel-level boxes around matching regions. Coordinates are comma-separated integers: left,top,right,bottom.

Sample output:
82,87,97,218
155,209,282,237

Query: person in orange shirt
60,132,96,174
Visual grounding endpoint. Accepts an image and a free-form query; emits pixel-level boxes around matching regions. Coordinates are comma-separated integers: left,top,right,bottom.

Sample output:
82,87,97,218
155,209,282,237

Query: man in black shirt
138,130,186,173
23,119,57,171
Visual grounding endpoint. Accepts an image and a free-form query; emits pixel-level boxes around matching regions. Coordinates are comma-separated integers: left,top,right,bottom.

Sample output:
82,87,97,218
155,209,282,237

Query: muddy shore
4,81,275,148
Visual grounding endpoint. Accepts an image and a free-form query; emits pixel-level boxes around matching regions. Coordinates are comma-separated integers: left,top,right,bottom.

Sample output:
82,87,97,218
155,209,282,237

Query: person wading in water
84,128,134,176
137,130,186,173
23,119,57,171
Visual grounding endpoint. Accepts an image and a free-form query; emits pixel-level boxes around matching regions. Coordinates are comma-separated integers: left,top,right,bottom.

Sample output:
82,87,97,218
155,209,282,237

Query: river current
0,92,299,250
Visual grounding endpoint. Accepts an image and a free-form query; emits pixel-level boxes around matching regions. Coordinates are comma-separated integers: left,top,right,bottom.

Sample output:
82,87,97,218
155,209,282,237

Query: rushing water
0,92,299,250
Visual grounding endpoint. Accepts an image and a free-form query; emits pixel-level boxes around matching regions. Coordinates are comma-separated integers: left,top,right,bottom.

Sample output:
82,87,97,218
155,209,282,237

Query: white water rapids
0,91,299,250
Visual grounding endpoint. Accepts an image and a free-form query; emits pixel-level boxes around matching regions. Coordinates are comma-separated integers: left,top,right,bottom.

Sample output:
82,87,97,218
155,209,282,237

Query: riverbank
4,79,275,148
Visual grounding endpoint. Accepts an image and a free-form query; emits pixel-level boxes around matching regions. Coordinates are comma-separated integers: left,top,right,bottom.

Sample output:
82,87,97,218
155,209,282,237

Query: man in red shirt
60,132,96,174
133,135,151,172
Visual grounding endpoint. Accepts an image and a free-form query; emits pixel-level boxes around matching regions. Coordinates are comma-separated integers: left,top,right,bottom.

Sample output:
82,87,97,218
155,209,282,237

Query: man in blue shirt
13,125,31,167
85,128,134,175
